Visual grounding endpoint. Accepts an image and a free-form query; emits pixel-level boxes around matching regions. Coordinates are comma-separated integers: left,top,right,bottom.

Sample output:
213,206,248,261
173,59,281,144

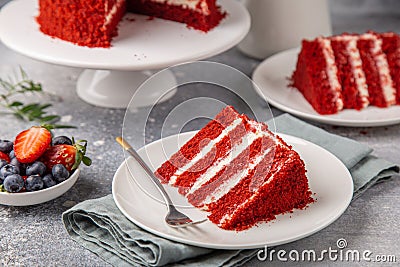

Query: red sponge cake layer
36,0,126,48
155,106,313,231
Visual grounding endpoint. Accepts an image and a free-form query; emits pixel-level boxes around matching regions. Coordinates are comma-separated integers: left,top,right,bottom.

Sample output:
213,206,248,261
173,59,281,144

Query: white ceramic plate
112,131,353,249
252,48,400,127
0,169,80,206
0,0,250,70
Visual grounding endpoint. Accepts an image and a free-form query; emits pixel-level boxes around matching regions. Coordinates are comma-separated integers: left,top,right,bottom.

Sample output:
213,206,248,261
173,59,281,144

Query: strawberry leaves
71,138,92,170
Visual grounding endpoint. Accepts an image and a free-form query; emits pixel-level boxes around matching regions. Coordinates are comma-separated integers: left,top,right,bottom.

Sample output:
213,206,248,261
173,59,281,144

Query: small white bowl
0,168,80,206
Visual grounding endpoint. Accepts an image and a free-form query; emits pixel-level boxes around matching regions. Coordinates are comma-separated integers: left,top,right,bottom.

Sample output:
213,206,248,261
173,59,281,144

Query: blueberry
26,161,46,176
0,159,7,169
3,174,24,193
42,174,57,188
0,140,13,154
52,164,69,183
52,136,72,146
25,175,44,191
10,158,26,176
0,164,20,179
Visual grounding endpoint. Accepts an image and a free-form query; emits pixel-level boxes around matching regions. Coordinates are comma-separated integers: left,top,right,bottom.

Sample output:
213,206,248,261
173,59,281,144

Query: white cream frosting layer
201,146,273,207
169,117,244,185
186,127,269,199
319,38,344,111
104,0,125,27
333,35,370,107
218,159,287,226
361,33,396,105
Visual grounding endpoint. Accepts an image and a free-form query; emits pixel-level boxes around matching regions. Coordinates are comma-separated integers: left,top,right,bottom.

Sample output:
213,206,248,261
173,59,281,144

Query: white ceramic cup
237,0,332,59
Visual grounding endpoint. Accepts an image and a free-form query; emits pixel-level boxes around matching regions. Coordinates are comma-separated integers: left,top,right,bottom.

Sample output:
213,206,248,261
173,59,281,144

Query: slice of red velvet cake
36,0,226,48
290,31,399,114
155,106,314,231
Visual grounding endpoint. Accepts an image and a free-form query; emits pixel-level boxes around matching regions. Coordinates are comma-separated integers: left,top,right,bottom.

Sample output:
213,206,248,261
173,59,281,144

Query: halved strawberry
0,151,10,163
14,126,52,163
41,139,91,172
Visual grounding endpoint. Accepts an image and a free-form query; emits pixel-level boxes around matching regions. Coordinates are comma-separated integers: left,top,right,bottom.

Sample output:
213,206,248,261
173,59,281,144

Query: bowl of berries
0,126,91,206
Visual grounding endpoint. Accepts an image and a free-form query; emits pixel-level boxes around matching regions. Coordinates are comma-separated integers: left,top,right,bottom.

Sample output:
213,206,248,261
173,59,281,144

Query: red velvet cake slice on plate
291,31,399,114
290,38,344,114
155,106,314,231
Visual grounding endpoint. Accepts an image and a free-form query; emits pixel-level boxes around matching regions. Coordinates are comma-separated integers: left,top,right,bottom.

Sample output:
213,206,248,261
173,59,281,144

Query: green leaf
82,156,92,166
73,152,83,170
20,103,40,113
39,103,52,110
9,101,23,107
13,113,24,120
40,115,60,122
52,124,76,129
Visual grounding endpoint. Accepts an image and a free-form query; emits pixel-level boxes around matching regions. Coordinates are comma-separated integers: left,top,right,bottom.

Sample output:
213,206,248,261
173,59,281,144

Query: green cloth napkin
62,113,399,267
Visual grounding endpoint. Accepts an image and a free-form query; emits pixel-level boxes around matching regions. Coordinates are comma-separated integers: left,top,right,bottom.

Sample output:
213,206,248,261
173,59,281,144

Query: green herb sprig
0,68,75,128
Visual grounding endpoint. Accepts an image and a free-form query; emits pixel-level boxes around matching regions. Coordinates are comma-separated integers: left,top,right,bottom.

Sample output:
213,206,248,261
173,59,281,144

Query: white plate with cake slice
112,131,353,249
252,48,400,127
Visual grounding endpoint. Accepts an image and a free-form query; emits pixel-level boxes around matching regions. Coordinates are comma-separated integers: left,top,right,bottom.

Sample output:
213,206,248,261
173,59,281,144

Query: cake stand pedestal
76,69,177,108
0,0,250,108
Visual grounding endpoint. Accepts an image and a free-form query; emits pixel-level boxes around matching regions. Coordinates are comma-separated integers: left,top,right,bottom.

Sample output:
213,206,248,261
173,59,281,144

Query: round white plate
0,0,250,71
112,131,353,249
252,48,400,127
0,169,80,206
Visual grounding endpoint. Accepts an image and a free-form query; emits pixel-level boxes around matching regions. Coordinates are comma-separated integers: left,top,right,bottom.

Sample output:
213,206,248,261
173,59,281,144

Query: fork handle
116,137,174,208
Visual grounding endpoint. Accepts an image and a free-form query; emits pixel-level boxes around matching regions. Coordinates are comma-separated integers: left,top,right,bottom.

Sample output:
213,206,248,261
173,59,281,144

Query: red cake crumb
155,106,313,231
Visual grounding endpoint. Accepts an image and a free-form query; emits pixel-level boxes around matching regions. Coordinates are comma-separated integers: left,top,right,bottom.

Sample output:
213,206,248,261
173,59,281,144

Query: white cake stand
0,0,250,108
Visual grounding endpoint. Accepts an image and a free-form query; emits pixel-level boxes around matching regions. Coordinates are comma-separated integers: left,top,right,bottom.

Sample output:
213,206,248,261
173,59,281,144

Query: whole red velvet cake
36,0,227,48
155,106,314,231
291,31,400,115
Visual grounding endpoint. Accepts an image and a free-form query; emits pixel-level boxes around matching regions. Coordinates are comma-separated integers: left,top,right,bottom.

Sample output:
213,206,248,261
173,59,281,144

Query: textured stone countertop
0,0,399,266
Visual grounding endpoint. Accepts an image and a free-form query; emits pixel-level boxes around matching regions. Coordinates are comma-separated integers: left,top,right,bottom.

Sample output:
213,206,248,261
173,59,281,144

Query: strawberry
0,151,10,163
14,126,52,163
41,139,91,172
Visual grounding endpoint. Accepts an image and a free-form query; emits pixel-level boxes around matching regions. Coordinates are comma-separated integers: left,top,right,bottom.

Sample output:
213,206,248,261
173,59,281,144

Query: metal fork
116,137,207,228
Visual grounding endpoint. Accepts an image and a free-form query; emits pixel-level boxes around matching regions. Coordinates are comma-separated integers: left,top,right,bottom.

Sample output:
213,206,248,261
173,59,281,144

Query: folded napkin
62,113,399,267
